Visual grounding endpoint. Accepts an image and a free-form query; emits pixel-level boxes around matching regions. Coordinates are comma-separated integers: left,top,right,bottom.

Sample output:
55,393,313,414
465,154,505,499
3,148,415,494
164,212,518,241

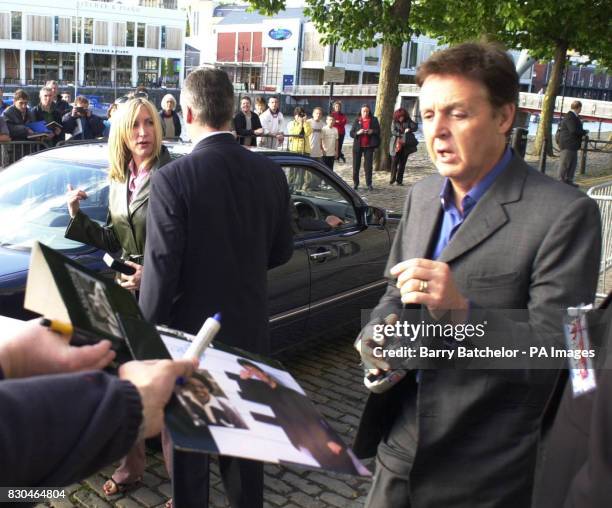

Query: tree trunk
374,43,403,172
373,0,411,172
534,42,568,156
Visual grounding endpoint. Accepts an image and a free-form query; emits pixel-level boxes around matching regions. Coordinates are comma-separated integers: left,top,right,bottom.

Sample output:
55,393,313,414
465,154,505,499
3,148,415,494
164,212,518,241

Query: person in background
64,97,171,496
321,114,339,171
287,106,312,154
330,100,348,163
259,96,284,149
103,103,119,138
158,94,182,140
254,96,267,117
46,80,71,116
3,89,36,140
0,320,197,487
350,104,380,191
32,86,63,145
61,92,72,104
0,88,9,114
308,107,325,162
557,100,587,186
389,107,418,186
62,96,104,140
0,116,10,142
234,96,263,147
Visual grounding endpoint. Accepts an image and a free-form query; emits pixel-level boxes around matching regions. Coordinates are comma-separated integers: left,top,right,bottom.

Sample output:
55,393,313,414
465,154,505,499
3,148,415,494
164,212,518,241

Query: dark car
0,142,399,352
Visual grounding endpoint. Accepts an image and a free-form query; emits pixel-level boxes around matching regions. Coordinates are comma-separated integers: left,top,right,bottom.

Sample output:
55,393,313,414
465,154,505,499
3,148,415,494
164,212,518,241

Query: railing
236,133,310,155
588,181,612,299
0,140,50,168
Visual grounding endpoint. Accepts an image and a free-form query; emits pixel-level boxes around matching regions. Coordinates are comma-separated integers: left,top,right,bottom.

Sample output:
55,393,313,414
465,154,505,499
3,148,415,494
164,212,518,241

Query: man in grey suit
353,42,601,507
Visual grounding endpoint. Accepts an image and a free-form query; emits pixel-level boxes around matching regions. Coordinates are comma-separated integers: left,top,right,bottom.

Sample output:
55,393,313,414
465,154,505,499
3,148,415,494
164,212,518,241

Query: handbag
404,131,418,148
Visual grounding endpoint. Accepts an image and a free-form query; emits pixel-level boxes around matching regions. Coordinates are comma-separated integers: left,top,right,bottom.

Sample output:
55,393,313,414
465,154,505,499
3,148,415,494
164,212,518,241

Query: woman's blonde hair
108,98,162,182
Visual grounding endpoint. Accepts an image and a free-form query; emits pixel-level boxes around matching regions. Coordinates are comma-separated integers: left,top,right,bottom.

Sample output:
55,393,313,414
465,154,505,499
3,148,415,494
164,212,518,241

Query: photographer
62,96,104,141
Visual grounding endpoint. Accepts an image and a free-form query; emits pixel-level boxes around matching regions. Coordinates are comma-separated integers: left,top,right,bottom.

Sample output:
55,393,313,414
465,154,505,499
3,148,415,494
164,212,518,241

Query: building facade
0,0,185,88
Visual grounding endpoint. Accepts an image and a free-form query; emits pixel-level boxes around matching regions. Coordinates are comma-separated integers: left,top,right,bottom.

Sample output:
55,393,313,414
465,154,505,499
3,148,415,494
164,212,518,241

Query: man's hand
119,261,143,291
119,358,198,438
392,258,469,318
354,313,398,373
325,215,344,228
0,321,116,379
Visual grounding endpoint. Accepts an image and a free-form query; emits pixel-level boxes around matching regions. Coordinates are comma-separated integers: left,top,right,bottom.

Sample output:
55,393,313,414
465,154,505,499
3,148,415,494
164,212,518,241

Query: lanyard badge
564,304,596,396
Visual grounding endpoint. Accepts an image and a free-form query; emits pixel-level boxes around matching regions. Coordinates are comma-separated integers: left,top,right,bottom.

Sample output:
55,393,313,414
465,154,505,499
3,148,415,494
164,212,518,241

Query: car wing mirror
365,206,387,227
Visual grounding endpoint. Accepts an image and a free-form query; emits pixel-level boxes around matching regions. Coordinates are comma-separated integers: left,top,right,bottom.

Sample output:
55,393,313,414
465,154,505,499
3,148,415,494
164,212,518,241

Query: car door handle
309,250,332,261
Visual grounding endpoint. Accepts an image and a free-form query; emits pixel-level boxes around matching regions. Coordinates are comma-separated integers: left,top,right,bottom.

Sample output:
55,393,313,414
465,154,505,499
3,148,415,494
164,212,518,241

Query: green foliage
249,0,414,50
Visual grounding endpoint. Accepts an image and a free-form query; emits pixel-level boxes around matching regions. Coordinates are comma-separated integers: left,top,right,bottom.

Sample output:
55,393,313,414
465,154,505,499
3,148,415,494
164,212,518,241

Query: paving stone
306,472,358,499
264,476,293,496
130,487,163,508
84,474,113,499
320,492,355,508
282,472,322,496
50,499,77,508
149,464,170,480
288,491,323,508
263,491,289,506
62,483,82,495
72,489,112,508
209,486,229,507
115,498,145,508
141,471,163,489
156,482,172,498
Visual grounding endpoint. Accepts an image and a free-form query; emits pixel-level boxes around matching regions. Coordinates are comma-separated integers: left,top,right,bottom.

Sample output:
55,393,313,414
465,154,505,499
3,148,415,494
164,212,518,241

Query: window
364,46,379,65
11,11,21,40
0,13,10,39
26,15,52,42
303,32,324,61
137,23,145,48
146,25,159,49
32,51,59,81
112,22,126,46
137,56,159,85
408,41,418,68
72,16,81,43
126,21,135,46
264,47,282,88
116,55,132,86
94,20,108,45
282,166,357,235
54,16,70,43
62,53,75,82
164,27,182,50
83,18,93,44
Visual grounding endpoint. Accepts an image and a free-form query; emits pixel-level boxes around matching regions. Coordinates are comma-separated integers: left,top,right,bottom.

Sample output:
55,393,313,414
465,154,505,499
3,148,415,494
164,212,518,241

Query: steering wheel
293,199,321,221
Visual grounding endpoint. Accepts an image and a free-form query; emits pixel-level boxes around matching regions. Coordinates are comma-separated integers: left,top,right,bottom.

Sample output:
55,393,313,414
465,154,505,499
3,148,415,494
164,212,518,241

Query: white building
0,0,186,88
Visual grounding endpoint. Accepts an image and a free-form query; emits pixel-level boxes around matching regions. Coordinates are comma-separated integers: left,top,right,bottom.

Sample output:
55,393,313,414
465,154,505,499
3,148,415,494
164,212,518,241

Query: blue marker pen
183,313,222,361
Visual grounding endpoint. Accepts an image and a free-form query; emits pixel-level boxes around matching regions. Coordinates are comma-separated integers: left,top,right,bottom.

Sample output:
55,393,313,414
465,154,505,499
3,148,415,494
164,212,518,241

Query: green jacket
65,146,171,263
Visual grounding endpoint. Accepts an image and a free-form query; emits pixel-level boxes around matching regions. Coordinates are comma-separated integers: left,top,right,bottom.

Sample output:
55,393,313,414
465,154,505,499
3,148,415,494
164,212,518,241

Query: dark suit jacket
234,111,262,146
350,115,380,150
61,112,104,140
353,154,601,507
2,106,36,140
140,133,293,354
0,370,141,486
558,111,587,151
533,297,612,508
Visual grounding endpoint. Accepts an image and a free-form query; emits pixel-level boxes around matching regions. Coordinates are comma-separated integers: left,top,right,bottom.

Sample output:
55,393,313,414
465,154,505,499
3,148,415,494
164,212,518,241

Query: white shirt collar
191,130,233,146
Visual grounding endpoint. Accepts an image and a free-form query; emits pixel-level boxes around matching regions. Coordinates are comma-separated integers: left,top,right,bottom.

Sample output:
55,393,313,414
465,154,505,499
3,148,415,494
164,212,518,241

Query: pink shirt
127,159,151,204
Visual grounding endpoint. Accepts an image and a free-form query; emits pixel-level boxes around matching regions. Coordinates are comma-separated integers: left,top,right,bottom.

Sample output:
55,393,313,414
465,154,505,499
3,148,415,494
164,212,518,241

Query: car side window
282,165,357,235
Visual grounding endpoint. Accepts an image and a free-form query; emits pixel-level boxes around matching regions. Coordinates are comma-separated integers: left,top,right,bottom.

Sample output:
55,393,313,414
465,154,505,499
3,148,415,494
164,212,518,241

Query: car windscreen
0,157,109,251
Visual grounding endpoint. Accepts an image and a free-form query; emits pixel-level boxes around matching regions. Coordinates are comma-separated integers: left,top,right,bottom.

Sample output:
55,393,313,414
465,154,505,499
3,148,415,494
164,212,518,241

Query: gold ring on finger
419,280,428,293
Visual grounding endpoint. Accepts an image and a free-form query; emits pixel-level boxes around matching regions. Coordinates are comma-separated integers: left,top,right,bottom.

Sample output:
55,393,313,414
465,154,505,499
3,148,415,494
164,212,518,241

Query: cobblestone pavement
37,142,610,508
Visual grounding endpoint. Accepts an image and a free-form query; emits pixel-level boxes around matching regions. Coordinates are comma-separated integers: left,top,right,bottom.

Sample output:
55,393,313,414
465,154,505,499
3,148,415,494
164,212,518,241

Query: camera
75,106,88,115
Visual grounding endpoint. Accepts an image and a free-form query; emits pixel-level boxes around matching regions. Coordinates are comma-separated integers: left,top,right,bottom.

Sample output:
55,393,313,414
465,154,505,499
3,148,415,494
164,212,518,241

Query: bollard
579,135,588,175
538,137,548,173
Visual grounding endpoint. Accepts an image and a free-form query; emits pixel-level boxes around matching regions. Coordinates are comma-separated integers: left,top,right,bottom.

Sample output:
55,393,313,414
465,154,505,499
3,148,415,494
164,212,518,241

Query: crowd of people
0,40,608,508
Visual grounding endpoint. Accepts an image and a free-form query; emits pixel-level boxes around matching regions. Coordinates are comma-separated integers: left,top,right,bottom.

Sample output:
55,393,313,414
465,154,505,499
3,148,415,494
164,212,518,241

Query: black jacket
558,111,587,151
350,115,380,150
61,111,105,140
233,111,262,146
140,133,293,355
0,370,141,486
31,105,64,144
158,110,182,139
2,106,36,140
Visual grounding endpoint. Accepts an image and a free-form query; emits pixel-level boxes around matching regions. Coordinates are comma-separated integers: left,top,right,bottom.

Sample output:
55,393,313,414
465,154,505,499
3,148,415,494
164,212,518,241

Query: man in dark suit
140,68,293,508
61,95,104,140
557,100,588,186
353,42,601,508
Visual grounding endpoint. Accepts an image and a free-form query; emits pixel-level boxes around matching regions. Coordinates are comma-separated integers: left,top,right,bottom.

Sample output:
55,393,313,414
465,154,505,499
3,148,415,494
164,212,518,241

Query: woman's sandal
102,476,142,496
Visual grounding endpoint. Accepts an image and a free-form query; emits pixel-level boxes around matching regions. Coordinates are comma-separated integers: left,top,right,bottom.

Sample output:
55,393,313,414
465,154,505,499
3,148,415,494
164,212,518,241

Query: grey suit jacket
354,154,601,507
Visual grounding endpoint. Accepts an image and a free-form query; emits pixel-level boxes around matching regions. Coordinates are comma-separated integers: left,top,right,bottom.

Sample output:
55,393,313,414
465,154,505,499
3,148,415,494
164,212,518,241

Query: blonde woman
65,98,170,494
